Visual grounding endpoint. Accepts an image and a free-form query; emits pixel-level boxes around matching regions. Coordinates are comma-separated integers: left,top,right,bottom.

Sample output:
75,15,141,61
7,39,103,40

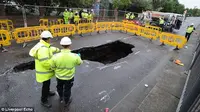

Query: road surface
0,17,200,112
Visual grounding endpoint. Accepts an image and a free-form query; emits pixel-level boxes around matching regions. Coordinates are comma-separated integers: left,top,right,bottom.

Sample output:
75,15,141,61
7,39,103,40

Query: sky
179,0,200,8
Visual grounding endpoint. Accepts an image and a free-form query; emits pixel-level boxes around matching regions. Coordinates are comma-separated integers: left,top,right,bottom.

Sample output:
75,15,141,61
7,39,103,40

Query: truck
150,11,183,32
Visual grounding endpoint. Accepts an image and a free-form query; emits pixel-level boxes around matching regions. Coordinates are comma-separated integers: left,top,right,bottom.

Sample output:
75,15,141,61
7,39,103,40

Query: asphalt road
0,17,200,112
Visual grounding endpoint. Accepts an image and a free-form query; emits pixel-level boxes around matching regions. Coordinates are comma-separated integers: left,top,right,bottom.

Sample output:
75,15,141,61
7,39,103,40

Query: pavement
0,17,200,112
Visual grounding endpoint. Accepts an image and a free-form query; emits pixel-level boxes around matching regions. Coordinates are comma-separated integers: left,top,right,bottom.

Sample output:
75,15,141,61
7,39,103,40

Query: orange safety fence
13,26,48,43
138,26,160,40
123,23,139,35
96,22,111,32
39,19,64,27
50,24,76,37
110,22,123,31
0,30,11,46
159,32,187,48
145,25,162,32
0,19,14,31
77,23,95,34
122,20,134,24
0,21,187,49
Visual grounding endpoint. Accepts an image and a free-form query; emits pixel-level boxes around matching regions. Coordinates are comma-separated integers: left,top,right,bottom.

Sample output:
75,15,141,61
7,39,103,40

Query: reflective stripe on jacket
29,40,60,83
51,49,83,80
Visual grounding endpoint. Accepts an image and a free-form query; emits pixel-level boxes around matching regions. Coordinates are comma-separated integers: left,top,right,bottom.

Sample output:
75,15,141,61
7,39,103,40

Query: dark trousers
159,24,164,31
185,32,192,41
41,80,51,102
56,78,74,102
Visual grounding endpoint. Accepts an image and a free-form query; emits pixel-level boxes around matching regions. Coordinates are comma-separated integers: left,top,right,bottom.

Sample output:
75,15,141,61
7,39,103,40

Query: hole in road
72,40,134,64
13,61,35,72
13,40,134,72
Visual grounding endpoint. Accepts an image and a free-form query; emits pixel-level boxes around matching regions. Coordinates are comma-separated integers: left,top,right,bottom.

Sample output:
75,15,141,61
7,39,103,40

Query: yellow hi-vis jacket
50,49,83,80
159,18,164,25
187,26,194,33
88,13,93,21
74,15,80,23
29,40,60,83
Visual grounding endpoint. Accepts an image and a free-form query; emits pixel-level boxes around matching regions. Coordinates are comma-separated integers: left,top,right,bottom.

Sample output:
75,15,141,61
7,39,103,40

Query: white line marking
134,51,140,55
100,89,115,103
99,90,106,95
109,71,152,111
114,66,121,70
97,61,127,70
106,40,112,43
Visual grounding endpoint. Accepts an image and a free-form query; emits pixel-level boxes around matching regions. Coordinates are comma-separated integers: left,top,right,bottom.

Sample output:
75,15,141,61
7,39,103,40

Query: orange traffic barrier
123,23,139,35
50,24,76,37
0,30,11,46
122,20,134,24
13,26,48,43
145,25,162,32
138,27,160,40
77,23,95,34
96,22,111,32
39,19,48,26
110,22,123,31
40,19,64,27
0,19,14,31
159,32,187,48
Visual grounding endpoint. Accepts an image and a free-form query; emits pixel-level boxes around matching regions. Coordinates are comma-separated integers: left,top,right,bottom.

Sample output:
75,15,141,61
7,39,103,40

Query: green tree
113,0,132,9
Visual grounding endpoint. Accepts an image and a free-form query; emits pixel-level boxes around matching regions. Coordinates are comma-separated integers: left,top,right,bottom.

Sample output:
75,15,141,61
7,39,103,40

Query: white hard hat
75,11,78,13
40,31,53,38
69,8,72,11
191,23,194,25
65,9,68,11
60,37,72,45
91,9,94,11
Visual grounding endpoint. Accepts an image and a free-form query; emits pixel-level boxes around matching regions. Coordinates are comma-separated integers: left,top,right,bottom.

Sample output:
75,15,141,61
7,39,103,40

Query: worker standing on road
81,9,87,23
74,11,80,25
130,13,135,20
29,31,60,108
159,16,165,31
88,11,93,23
125,12,131,20
63,9,70,24
185,23,196,42
50,37,83,106
69,9,74,24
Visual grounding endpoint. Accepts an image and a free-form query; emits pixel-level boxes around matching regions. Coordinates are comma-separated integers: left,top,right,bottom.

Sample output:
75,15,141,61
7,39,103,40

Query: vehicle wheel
150,23,157,26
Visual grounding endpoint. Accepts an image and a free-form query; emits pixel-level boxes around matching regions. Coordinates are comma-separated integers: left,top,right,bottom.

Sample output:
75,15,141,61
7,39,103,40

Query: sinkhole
13,40,134,72
72,40,134,64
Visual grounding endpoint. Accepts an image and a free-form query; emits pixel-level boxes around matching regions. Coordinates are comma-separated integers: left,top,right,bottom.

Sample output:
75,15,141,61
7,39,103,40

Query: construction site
1,1,200,112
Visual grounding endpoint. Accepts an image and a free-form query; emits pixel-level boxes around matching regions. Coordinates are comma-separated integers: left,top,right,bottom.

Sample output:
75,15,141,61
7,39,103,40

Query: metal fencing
176,31,200,112
0,4,128,27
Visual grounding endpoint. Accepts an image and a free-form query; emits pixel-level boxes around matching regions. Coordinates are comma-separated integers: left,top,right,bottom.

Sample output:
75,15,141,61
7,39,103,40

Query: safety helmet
75,11,78,13
60,37,72,45
91,9,94,12
65,9,68,11
40,31,53,38
191,23,194,26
